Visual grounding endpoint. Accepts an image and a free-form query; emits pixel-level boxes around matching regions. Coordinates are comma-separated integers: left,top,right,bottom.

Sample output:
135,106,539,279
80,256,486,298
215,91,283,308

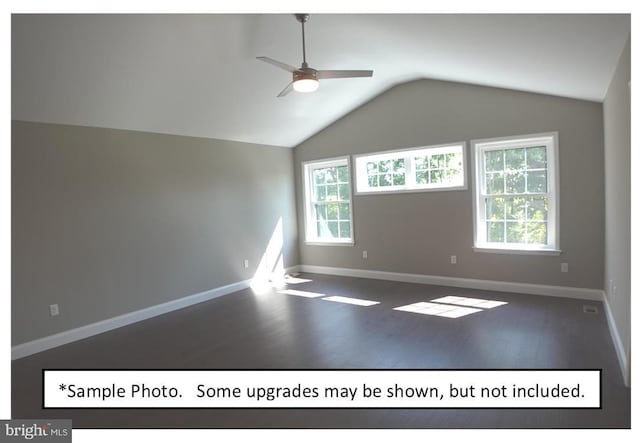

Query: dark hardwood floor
12,273,630,428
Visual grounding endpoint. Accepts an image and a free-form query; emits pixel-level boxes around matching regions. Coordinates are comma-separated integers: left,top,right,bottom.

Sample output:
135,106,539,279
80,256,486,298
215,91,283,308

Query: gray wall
603,37,630,371
294,79,605,289
12,121,299,345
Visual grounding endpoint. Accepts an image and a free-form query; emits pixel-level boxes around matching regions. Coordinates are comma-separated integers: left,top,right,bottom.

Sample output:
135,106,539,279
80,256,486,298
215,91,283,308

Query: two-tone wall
294,79,605,290
12,121,299,346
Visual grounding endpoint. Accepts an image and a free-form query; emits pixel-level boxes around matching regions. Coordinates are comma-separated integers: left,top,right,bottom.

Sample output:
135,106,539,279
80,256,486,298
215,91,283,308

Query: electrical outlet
609,280,615,298
49,304,59,317
561,263,569,273
244,259,249,269
450,255,457,265
362,250,368,259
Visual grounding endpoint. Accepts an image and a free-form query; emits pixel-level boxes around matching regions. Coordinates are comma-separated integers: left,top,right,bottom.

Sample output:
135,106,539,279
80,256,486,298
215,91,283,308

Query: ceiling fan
257,14,374,97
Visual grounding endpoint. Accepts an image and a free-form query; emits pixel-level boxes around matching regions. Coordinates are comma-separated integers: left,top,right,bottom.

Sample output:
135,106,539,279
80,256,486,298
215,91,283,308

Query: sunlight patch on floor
283,276,313,285
277,289,326,298
394,302,482,318
321,296,380,306
431,295,508,309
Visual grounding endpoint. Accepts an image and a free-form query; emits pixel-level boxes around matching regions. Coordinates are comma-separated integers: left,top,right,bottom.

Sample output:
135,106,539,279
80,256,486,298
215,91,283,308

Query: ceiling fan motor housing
294,67,318,82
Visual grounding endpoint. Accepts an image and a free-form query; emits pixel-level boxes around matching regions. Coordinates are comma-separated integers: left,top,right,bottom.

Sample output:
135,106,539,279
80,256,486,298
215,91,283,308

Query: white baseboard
13,266,303,360
12,263,612,370
11,279,252,360
602,293,630,387
300,265,632,385
299,265,604,301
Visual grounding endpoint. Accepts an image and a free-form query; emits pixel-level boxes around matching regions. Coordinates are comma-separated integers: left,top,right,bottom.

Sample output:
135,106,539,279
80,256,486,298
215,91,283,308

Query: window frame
353,142,468,195
302,156,355,246
471,132,561,255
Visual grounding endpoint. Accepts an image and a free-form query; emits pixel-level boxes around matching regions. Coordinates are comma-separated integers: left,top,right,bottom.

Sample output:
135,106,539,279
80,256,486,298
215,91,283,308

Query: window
354,143,466,194
472,132,559,253
303,157,354,244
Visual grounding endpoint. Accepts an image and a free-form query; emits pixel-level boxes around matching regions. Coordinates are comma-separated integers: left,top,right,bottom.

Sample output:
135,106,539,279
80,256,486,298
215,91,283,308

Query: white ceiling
12,14,630,147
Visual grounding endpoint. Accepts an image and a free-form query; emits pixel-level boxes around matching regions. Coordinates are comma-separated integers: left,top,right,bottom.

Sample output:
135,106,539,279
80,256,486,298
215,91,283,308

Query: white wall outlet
609,280,615,298
450,255,457,264
49,304,59,317
362,250,368,259
244,259,249,269
561,263,569,273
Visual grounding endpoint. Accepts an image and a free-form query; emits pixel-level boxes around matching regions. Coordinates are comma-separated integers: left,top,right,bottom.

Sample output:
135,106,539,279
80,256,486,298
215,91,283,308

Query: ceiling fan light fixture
293,78,320,92
293,78,319,93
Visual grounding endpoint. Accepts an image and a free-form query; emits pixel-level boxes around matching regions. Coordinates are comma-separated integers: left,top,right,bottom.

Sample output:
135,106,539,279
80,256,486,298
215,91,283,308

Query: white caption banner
44,370,600,409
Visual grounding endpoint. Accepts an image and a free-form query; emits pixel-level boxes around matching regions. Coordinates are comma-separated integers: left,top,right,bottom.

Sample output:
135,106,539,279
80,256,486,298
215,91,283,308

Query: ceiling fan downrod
295,14,310,68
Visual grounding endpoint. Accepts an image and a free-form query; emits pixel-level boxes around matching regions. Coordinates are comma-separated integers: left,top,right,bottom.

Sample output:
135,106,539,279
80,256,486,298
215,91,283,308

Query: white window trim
302,156,355,246
471,132,561,254
353,142,467,195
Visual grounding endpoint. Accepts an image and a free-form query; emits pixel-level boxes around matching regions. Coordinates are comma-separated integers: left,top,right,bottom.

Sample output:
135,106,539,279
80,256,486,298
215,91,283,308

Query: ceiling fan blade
277,81,294,97
317,70,374,79
256,56,298,73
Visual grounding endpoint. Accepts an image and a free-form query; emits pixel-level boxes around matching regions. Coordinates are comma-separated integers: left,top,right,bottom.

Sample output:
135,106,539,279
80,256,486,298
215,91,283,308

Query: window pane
379,160,391,172
506,222,526,243
393,158,405,172
487,221,505,242
506,197,525,220
526,146,547,169
416,171,427,184
327,221,339,237
316,185,327,201
337,166,349,183
526,197,548,221
367,162,377,173
326,184,338,200
339,221,351,238
527,171,547,193
486,197,505,220
314,204,327,220
446,168,460,181
485,172,504,194
338,203,350,220
415,156,429,170
527,222,547,244
447,152,463,169
445,152,455,167
430,154,445,169
327,204,339,220
338,183,350,200
324,168,337,184
314,169,325,185
485,150,504,172
379,174,391,186
430,170,444,183
505,171,525,194
368,174,378,187
393,174,406,185
505,148,525,170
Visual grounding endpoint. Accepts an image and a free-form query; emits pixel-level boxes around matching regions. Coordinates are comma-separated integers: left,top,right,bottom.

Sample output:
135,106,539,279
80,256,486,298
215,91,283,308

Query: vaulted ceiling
12,14,630,147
